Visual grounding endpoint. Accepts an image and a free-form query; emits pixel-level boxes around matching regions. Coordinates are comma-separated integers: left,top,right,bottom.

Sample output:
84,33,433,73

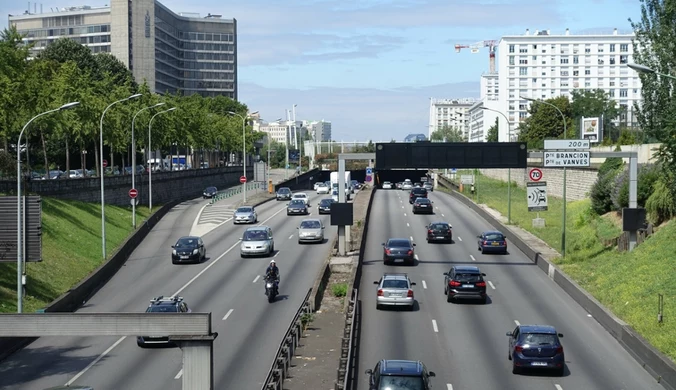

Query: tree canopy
430,125,465,142
486,117,498,142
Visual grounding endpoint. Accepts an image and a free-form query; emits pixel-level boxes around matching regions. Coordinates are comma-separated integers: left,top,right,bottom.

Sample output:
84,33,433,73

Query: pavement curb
436,174,676,390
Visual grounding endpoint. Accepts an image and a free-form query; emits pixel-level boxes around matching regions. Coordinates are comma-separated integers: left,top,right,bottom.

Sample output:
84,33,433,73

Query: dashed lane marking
289,235,293,239
252,275,260,283
174,369,183,380
222,309,234,321
514,320,520,326
470,255,476,261
432,320,439,332
555,385,563,390
407,223,410,227
447,385,453,390
422,280,427,289
488,281,496,290
457,236,462,241
410,236,414,241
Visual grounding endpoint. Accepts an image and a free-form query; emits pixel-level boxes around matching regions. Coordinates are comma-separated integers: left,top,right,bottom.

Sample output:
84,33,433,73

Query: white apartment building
428,98,477,139
497,28,640,142
258,120,309,147
303,120,332,142
467,73,501,142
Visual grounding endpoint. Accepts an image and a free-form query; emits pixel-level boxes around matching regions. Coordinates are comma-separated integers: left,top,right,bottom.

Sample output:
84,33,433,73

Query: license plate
531,362,547,366
420,205,427,207
436,236,444,239
492,242,500,246
180,256,189,259
462,284,473,288
389,294,401,297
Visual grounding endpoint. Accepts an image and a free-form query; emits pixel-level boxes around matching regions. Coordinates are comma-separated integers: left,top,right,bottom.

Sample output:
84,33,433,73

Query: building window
620,44,629,52
610,44,616,52
585,69,591,75
519,58,528,64
509,44,515,53
620,89,628,97
573,56,579,64
620,55,628,64
573,70,579,76
519,67,527,75
560,58,569,64
509,56,515,65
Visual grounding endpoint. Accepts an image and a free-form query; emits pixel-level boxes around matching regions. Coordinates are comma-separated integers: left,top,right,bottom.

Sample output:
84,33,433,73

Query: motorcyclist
265,260,280,293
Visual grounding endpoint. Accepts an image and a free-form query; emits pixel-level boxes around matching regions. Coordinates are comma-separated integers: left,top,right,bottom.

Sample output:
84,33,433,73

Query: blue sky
2,0,641,141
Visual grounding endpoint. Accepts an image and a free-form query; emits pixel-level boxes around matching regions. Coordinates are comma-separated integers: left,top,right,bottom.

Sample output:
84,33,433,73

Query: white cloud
239,81,480,141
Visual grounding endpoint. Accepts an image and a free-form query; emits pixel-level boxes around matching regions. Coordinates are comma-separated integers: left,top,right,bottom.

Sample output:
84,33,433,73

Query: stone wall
479,167,598,200
0,167,254,206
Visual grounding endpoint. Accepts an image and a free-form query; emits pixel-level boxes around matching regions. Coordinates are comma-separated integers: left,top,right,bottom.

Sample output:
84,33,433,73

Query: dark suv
409,187,427,204
365,359,436,390
276,187,292,201
443,265,487,304
137,296,191,347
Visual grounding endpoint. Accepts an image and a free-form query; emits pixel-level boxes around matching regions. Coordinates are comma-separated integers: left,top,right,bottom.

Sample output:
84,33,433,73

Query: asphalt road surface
0,190,339,390
355,189,664,390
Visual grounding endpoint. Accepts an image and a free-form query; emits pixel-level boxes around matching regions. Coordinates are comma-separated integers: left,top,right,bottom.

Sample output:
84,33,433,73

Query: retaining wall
478,167,598,200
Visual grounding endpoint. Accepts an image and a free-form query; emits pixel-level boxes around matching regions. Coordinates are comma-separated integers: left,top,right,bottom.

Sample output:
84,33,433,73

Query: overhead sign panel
374,142,527,169
544,139,590,150
543,151,590,167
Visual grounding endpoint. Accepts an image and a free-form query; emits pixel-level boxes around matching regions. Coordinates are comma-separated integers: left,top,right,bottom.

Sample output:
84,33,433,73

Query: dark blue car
507,324,565,376
477,230,507,254
365,359,436,390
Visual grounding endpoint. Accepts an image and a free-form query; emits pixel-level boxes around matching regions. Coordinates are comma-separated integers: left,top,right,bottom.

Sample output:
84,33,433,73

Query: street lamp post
520,96,568,257
148,107,177,212
228,111,258,203
16,101,80,312
628,63,676,80
481,106,513,224
100,93,141,260
130,102,165,228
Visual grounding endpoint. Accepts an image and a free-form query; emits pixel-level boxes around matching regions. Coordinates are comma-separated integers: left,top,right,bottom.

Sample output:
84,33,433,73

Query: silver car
297,218,325,244
234,206,258,224
240,226,274,257
423,182,433,192
374,273,416,311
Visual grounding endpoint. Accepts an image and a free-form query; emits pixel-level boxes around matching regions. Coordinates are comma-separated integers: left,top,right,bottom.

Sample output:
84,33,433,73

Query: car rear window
382,279,408,289
430,223,448,229
415,198,431,204
485,233,504,240
388,240,410,247
379,376,424,390
454,273,482,282
522,333,558,345
412,188,427,194
147,305,179,313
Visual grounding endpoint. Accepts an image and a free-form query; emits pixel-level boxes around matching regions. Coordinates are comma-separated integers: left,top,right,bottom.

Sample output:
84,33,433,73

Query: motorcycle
265,277,279,303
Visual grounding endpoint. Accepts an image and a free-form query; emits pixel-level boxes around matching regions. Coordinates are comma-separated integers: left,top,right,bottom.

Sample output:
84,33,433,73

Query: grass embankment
445,171,676,362
0,198,152,313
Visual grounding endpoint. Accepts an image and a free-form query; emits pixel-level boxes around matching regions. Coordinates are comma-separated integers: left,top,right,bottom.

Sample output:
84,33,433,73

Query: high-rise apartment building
496,28,640,142
9,0,237,99
303,120,332,142
428,98,477,139
467,73,501,142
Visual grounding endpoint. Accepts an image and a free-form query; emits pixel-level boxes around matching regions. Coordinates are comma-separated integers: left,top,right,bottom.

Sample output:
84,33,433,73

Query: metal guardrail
336,288,358,390
261,288,313,390
210,182,262,203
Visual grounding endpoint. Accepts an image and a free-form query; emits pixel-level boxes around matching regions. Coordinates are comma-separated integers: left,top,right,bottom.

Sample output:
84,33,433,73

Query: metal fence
210,182,263,203
336,288,359,390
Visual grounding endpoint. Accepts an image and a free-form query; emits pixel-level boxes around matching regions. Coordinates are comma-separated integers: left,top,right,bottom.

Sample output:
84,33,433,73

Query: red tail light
407,290,414,297
449,280,461,287
555,346,563,354
515,345,523,353
377,289,384,296
407,250,413,255
475,281,486,287
385,249,391,254
428,229,433,234
483,240,488,245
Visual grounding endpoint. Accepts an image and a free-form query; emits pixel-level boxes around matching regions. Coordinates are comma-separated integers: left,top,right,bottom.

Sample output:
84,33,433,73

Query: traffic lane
0,197,286,389
69,201,335,390
431,190,663,389
357,190,456,390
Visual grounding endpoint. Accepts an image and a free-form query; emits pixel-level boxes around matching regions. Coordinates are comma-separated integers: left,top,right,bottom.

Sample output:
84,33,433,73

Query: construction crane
454,40,498,73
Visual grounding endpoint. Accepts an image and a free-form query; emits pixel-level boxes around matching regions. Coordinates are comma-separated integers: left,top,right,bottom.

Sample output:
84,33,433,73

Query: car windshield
146,305,179,313
318,183,327,187
384,181,391,184
523,333,558,346
485,233,504,240
388,240,411,248
300,220,321,229
290,200,305,206
175,238,197,248
454,272,482,282
378,375,424,390
278,188,290,194
205,187,216,192
236,207,253,213
430,223,448,230
243,230,268,241
382,279,408,289
320,199,333,205
415,198,431,204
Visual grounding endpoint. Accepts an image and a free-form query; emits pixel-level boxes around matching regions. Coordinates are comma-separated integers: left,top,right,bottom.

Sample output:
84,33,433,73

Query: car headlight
172,249,177,255
193,249,199,255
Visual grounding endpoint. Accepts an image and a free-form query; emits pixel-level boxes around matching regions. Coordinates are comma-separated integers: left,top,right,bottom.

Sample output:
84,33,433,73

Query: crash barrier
309,234,338,312
436,174,676,390
261,288,313,390
335,288,359,390
210,182,263,203
274,168,321,192
0,198,180,362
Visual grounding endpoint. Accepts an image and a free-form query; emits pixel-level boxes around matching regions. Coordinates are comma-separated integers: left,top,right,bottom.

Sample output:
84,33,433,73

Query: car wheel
376,304,381,310
298,240,302,244
446,293,452,303
508,351,512,360
481,296,487,304
172,259,178,265
408,304,414,311
240,253,246,258
512,364,520,375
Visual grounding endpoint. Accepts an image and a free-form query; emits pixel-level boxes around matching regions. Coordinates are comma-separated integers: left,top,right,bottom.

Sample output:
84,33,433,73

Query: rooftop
504,28,635,38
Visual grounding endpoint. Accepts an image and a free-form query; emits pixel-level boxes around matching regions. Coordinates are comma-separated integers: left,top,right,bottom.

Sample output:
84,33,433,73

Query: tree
38,37,99,77
486,117,498,142
517,96,572,149
95,52,137,90
630,0,676,209
0,26,33,151
430,125,464,142
570,89,620,142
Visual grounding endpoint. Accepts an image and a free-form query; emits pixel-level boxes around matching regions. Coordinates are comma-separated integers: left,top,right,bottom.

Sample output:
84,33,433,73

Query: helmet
270,259,276,264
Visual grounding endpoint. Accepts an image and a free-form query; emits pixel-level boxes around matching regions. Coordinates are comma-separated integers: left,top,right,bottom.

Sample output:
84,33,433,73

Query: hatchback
317,198,335,214
297,218,325,244
478,231,508,254
276,187,292,201
233,206,257,224
365,360,436,390
507,324,565,376
443,266,487,303
412,197,433,214
382,238,416,266
374,273,416,310
240,226,274,257
426,222,452,243
409,187,427,204
171,236,205,264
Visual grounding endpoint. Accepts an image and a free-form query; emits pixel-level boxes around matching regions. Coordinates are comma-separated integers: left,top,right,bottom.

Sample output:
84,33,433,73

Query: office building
428,98,477,140
9,0,237,99
303,120,332,142
497,28,640,142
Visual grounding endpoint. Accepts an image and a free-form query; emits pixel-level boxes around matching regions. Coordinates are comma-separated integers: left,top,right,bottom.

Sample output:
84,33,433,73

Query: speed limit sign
529,168,543,182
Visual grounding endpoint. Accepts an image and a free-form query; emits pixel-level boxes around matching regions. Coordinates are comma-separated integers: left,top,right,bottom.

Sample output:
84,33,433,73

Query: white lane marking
436,206,439,209
414,254,419,260
401,206,404,209
422,280,427,289
514,320,520,326
488,281,496,290
447,385,453,390
432,320,439,332
406,222,410,227
470,255,476,261
410,236,414,241
173,239,241,297
554,385,563,390
441,213,445,217
289,234,293,239
174,369,183,380
190,202,211,232
222,309,234,321
65,336,126,385
252,275,260,283
274,251,280,257
256,205,288,226
457,236,462,241
404,213,407,216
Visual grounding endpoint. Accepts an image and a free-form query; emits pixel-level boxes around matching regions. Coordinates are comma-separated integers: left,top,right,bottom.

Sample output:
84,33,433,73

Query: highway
0,187,337,390
356,188,663,390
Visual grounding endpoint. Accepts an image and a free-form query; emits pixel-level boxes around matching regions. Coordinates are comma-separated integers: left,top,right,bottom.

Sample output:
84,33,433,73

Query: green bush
646,178,676,225
331,283,348,297
598,154,624,178
612,164,661,210
590,171,617,215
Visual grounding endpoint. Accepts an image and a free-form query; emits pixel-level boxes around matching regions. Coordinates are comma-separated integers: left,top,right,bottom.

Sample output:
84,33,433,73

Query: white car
316,183,330,194
331,190,339,202
382,181,393,189
292,192,310,206
314,182,322,190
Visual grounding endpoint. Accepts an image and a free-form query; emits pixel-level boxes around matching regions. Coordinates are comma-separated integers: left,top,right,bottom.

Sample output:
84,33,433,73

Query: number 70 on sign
529,168,543,182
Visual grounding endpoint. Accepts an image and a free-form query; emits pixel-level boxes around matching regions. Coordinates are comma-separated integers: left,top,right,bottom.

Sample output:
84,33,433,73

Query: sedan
426,222,452,243
507,325,565,376
382,238,416,266
316,183,330,194
203,186,218,198
374,273,416,310
412,197,433,214
233,206,257,224
287,199,309,215
478,231,508,254
443,265,487,303
171,236,206,264
297,218,325,243
317,198,335,214
382,181,393,189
